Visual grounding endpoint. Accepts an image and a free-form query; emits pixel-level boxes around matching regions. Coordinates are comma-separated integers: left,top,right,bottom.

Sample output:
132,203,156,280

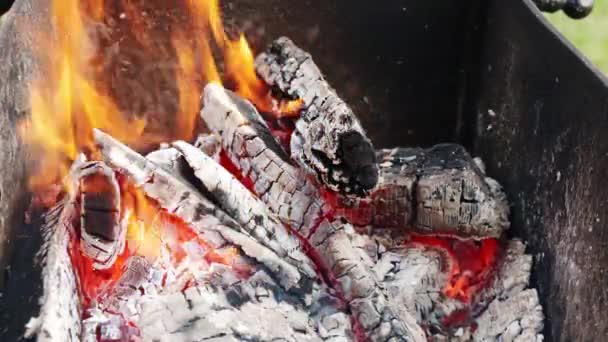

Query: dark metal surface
471,0,608,340
222,0,474,148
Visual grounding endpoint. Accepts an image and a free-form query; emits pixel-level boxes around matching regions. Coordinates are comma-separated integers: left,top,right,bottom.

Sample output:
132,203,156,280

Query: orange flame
185,0,303,116
20,0,301,195
21,0,146,191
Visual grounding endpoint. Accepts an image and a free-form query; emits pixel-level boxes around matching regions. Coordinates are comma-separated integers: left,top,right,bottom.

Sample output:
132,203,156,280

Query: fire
70,178,243,305
186,0,303,116
20,0,301,195
21,0,146,192
408,235,500,302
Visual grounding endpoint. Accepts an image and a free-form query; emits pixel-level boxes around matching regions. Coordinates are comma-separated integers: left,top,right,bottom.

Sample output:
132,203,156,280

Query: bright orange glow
408,235,500,303
70,179,245,304
185,0,303,116
21,0,147,192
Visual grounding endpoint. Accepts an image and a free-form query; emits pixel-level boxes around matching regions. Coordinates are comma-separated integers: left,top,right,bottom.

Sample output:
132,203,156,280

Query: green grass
546,0,608,74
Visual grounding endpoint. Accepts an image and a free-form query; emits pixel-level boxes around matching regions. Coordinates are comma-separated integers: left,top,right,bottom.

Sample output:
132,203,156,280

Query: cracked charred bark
338,146,510,239
255,37,378,197
94,129,316,293
200,83,329,235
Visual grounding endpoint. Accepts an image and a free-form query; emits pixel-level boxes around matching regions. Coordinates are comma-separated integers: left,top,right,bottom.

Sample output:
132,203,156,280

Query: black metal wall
222,0,476,148
471,0,608,341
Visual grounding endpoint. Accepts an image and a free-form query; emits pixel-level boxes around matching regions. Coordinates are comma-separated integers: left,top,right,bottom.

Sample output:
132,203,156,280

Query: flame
21,0,147,192
123,184,162,261
408,235,500,303
20,0,301,195
185,0,302,116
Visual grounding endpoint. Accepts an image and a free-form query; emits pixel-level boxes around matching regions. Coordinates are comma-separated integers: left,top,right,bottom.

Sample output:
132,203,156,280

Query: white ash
172,140,318,291
199,83,328,235
337,146,510,240
255,37,378,196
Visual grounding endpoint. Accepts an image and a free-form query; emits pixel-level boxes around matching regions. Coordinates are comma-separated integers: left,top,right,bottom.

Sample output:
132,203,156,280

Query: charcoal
255,37,378,196
75,161,126,270
200,83,329,235
338,146,510,239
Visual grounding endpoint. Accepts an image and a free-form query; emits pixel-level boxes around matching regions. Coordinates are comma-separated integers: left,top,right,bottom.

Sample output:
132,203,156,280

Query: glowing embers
19,0,302,197
407,235,500,302
69,170,246,307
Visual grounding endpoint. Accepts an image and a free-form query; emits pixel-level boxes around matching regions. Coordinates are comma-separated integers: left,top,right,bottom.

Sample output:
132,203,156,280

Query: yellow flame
124,187,162,261
20,0,301,193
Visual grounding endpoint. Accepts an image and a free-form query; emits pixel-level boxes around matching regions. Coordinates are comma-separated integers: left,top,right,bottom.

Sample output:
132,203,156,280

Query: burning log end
75,161,126,270
338,130,379,191
256,37,378,196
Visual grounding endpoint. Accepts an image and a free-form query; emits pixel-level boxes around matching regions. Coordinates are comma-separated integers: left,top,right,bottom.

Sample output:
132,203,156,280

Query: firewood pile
21,37,544,342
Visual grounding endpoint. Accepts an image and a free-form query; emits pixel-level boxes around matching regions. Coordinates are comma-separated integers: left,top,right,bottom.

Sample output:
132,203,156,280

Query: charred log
172,141,318,290
200,83,328,235
310,219,426,341
255,37,378,196
75,161,126,270
337,146,510,239
25,200,81,342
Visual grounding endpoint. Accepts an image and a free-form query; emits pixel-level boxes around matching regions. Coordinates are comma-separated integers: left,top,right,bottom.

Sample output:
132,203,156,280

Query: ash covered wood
25,201,81,342
84,261,351,342
172,141,317,290
368,236,543,341
310,219,426,341
255,37,378,196
337,146,510,239
94,130,316,292
200,83,329,235
75,161,126,270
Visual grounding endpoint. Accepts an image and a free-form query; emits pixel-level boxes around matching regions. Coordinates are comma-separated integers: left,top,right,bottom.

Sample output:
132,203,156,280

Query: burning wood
200,83,329,235
56,79,539,341
76,161,126,270
94,129,316,292
336,146,510,239
255,37,379,197
17,79,541,341
1,0,545,338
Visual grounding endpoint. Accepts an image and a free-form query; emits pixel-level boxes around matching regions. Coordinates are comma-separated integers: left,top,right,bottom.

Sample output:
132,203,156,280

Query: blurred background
547,0,608,74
